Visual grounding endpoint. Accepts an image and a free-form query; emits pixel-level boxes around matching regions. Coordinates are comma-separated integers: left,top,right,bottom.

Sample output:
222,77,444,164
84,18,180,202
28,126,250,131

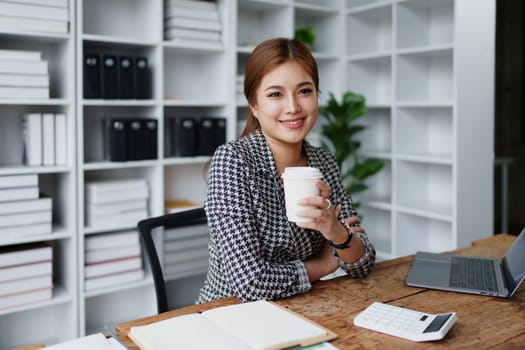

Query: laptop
406,228,525,297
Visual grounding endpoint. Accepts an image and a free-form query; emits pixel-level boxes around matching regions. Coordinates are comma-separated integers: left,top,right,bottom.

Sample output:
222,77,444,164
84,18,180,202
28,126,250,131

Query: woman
197,38,375,303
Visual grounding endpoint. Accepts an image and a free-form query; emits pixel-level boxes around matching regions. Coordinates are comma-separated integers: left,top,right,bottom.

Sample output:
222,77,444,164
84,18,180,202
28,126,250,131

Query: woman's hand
295,180,349,242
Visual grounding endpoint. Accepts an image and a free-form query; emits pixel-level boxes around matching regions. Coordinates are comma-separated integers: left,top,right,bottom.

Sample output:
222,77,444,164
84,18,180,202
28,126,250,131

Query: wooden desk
116,234,525,349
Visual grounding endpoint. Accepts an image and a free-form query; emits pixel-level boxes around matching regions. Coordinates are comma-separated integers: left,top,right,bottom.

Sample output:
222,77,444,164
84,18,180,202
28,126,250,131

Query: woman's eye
267,91,282,97
299,88,313,95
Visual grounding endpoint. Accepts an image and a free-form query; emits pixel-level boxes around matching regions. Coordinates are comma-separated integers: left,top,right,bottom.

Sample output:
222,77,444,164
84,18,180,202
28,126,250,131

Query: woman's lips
280,117,305,129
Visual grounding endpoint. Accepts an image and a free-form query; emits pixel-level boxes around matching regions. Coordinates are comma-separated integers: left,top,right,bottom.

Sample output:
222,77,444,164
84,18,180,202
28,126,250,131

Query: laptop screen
502,228,525,295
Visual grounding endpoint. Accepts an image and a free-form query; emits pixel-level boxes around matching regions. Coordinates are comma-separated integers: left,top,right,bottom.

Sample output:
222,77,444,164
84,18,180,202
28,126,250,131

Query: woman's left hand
295,180,346,242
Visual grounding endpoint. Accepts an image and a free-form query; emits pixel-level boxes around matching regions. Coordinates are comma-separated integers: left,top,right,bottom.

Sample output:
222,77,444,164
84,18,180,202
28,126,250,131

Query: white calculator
353,302,457,342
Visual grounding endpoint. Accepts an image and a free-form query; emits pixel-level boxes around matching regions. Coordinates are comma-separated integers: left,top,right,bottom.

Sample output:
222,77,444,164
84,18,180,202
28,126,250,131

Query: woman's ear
249,104,258,119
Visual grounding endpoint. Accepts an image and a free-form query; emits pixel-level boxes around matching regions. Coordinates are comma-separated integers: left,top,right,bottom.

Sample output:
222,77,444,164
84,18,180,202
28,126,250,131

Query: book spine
0,287,52,311
84,269,143,291
0,210,52,228
0,73,49,87
0,222,52,241
54,113,67,165
0,2,69,21
0,174,38,189
0,86,48,98
42,113,55,166
0,186,39,202
0,59,48,75
0,197,52,215
3,0,69,7
0,261,52,282
84,256,142,278
23,113,42,166
0,275,52,297
0,15,68,33
0,49,41,61
0,244,52,267
84,230,140,250
164,17,222,32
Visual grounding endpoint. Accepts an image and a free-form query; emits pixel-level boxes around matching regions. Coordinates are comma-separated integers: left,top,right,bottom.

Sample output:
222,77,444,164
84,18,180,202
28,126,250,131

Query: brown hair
240,38,320,138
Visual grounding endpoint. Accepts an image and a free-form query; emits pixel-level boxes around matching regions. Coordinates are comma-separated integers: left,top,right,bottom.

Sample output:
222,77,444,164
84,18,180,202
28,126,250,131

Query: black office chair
137,207,207,314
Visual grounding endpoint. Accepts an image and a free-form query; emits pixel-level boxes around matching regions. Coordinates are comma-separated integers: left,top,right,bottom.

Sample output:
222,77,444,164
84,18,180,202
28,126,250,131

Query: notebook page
129,313,250,350
42,333,115,350
202,300,328,350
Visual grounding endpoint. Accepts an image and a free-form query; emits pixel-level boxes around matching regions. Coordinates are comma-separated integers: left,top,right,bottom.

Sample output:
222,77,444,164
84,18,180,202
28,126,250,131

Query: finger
335,204,342,217
343,216,361,226
315,180,330,198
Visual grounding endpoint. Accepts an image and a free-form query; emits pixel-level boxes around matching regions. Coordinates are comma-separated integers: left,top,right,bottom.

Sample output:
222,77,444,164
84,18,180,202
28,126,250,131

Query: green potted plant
294,26,316,46
319,91,384,207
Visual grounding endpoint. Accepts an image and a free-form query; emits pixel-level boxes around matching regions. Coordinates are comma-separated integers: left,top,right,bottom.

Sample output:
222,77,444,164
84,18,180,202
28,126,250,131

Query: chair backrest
137,207,207,314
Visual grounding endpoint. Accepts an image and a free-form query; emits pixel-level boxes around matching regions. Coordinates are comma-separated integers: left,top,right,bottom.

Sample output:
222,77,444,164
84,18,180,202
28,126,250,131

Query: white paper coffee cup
282,167,323,223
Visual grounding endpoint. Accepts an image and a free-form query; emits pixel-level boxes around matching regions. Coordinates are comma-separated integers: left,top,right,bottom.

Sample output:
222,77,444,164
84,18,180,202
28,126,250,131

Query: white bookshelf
0,1,77,348
0,0,495,347
348,0,496,260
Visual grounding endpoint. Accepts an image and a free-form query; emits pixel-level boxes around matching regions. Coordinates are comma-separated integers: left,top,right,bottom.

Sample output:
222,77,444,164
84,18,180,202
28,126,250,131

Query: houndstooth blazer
197,129,376,303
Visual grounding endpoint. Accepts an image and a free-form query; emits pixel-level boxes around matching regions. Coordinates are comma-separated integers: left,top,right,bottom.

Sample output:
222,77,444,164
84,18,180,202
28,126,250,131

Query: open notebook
129,300,337,350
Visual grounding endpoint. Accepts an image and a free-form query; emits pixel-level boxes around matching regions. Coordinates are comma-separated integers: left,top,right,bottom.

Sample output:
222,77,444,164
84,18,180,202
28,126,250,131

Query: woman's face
250,60,318,148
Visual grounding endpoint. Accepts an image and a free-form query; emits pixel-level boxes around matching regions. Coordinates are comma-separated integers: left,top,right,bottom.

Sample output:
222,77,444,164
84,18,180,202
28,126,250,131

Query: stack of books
164,0,222,44
0,243,53,311
22,112,67,166
0,49,50,99
0,174,53,242
163,222,209,279
85,179,149,229
0,0,69,34
236,74,245,104
84,230,144,291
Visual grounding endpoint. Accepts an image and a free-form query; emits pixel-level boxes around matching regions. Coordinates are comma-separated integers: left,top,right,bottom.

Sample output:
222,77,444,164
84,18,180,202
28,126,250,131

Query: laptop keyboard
449,257,498,292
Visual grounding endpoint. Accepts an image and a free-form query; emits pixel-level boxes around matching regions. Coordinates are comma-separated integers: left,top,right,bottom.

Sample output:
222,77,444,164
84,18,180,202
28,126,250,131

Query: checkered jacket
197,129,376,303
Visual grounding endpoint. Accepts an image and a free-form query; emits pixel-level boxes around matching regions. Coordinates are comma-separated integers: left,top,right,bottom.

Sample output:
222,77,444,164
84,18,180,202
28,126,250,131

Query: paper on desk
42,333,118,350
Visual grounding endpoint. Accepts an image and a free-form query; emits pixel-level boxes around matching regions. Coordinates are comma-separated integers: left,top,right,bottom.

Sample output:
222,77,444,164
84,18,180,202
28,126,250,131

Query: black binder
214,118,226,148
172,117,197,157
105,119,128,161
102,55,118,99
127,119,157,160
197,118,215,156
118,56,134,99
127,119,145,161
135,56,151,99
83,53,100,99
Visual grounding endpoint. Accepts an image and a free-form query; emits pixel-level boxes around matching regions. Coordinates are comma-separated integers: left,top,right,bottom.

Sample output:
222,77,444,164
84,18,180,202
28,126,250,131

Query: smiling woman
197,38,376,304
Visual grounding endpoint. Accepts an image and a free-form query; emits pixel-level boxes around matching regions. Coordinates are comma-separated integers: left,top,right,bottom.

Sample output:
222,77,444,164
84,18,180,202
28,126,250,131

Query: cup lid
282,166,322,179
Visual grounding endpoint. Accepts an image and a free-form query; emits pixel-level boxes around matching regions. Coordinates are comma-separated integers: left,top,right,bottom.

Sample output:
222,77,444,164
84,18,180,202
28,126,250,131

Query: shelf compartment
294,7,339,55
0,105,70,167
82,105,160,164
164,164,208,208
395,213,453,256
396,48,453,103
395,160,452,217
163,48,227,102
84,285,155,335
346,4,392,56
0,299,74,348
237,0,292,48
396,0,454,50
396,106,453,159
0,34,73,100
357,205,391,258
356,158,392,206
164,106,227,159
356,106,391,154
83,167,161,231
347,56,391,105
82,0,161,41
